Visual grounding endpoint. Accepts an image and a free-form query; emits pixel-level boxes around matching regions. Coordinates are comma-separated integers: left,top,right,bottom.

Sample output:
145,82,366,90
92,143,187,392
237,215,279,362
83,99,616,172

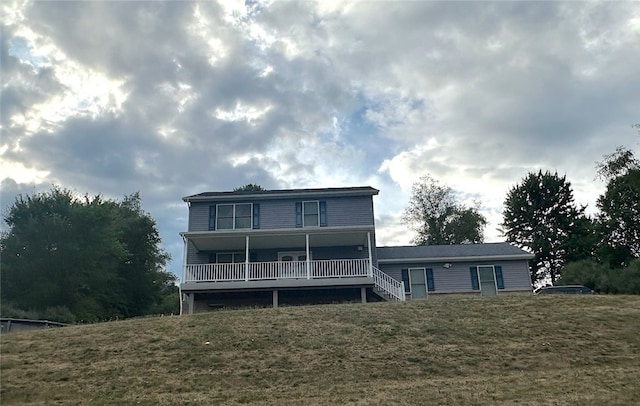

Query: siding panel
378,259,532,295
188,203,211,232
187,195,376,231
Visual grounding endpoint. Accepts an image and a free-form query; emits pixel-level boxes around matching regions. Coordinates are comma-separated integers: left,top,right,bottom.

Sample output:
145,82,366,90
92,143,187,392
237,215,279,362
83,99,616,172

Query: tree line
1,188,178,323
403,147,640,293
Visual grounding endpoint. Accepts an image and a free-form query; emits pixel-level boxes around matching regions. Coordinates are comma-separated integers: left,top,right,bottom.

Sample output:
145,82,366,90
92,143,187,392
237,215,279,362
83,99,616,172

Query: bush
0,302,40,320
40,306,76,324
559,259,640,294
558,260,605,291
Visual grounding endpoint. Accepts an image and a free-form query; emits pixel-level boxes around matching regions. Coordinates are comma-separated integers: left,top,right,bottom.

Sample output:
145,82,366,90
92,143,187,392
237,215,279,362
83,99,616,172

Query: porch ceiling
184,227,373,252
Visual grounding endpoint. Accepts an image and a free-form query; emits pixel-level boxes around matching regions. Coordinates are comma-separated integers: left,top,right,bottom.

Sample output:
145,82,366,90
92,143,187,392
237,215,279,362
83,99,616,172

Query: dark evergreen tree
403,175,487,245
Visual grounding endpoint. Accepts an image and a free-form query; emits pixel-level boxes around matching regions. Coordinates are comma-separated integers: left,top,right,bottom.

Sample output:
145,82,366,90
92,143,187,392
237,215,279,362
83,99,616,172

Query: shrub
559,259,640,294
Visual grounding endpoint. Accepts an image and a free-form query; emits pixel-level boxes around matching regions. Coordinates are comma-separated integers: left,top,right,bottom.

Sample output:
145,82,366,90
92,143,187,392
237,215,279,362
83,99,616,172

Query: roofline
183,186,379,202
377,253,534,263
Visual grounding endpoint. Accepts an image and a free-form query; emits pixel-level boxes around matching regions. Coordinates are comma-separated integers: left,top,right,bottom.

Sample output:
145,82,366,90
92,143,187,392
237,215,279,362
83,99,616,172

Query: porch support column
361,287,367,303
187,293,194,315
245,235,250,281
182,236,188,283
273,290,279,308
306,234,311,280
367,231,373,277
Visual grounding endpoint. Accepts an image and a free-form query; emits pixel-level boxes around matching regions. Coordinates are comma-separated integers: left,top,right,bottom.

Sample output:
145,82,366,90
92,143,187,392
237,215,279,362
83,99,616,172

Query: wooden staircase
372,266,406,301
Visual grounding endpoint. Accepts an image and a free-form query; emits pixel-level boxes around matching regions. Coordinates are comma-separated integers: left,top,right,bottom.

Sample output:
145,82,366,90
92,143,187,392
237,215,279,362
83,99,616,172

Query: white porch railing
184,259,371,283
372,266,406,301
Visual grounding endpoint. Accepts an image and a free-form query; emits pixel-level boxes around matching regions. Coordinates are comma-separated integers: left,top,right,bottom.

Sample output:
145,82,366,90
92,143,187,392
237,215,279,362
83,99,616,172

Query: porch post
273,290,279,308
361,287,367,303
306,233,311,280
187,293,194,315
367,231,373,277
245,235,250,281
182,236,188,283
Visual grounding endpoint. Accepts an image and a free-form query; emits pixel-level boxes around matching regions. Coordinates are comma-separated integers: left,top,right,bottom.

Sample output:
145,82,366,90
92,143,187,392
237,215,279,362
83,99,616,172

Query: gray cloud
2,1,638,276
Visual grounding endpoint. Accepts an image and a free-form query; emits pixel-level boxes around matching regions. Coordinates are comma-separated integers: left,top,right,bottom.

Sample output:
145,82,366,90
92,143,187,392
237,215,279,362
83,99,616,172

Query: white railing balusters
184,259,371,282
184,260,405,301
371,266,406,301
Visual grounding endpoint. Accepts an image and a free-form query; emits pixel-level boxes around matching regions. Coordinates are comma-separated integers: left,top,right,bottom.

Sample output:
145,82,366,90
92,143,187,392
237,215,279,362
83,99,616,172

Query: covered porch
178,226,407,313
180,226,375,284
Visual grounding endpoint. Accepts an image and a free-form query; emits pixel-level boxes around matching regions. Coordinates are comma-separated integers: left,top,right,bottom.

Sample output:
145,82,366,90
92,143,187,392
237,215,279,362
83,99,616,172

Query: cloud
1,0,638,276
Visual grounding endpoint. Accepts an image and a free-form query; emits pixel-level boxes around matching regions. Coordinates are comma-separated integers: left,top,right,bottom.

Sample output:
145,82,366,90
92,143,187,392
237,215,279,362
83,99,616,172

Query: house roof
183,186,379,202
376,243,533,263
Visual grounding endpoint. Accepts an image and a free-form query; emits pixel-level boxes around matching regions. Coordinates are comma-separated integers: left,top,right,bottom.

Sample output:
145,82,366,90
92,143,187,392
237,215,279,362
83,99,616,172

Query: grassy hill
1,295,639,405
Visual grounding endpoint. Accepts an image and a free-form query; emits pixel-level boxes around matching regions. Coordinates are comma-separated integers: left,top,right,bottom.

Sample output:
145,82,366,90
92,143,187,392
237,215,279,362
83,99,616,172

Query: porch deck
182,258,372,290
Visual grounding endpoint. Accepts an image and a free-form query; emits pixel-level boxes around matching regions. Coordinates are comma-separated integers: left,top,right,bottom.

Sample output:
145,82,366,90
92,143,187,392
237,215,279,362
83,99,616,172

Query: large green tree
501,171,586,284
0,187,176,322
403,175,487,245
596,147,640,266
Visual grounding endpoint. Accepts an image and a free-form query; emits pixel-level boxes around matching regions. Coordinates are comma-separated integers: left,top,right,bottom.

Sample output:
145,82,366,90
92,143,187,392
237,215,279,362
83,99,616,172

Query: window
402,268,435,296
215,252,246,263
470,265,504,291
304,201,319,226
296,201,327,227
214,203,253,230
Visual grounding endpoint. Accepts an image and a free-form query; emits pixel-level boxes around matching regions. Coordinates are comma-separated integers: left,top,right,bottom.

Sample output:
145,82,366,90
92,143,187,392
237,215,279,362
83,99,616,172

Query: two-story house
179,186,533,313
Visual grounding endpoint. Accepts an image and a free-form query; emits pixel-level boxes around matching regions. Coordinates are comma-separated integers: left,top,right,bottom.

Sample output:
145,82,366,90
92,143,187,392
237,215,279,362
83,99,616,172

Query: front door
278,251,309,278
478,266,497,296
409,268,428,299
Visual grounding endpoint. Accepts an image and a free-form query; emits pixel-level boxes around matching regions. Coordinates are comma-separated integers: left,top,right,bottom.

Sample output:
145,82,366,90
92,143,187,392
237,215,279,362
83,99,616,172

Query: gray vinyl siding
187,195,375,231
260,200,297,229
378,259,532,295
324,196,375,227
186,242,209,264
188,203,211,232
499,260,533,291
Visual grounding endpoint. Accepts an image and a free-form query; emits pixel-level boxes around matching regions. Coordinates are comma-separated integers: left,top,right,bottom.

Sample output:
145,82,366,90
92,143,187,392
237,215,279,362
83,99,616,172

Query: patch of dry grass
1,295,639,405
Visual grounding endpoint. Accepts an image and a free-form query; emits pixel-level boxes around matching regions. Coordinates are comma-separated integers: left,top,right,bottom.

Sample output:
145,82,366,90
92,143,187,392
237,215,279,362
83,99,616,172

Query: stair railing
372,266,406,301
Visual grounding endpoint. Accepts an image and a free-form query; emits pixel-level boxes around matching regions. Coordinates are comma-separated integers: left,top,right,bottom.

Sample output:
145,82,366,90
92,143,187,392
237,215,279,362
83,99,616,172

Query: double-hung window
303,201,319,227
216,203,252,230
296,201,327,227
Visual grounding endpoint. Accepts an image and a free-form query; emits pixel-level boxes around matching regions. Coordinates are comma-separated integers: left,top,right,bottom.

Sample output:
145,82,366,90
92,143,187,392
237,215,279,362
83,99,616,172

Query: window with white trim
216,203,252,230
303,201,319,227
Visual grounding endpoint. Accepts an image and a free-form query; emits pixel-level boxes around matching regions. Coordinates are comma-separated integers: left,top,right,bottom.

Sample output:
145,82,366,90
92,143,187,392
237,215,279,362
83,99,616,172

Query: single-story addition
376,244,534,299
179,186,533,313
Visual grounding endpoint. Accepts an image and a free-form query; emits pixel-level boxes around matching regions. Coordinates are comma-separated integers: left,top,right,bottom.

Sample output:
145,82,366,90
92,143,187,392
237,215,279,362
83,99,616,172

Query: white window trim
475,265,498,294
302,200,320,228
216,203,253,230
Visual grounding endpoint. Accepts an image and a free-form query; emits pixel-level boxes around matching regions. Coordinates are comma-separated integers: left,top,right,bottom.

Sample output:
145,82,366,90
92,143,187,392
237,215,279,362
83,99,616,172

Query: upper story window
296,201,327,228
304,201,319,226
210,203,258,230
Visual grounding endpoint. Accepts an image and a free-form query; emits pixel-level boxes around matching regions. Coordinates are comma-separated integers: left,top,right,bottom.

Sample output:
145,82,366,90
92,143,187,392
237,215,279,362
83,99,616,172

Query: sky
2,0,639,280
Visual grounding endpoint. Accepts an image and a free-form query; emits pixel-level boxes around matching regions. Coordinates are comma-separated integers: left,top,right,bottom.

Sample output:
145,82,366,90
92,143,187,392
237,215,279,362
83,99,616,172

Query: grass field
1,295,639,405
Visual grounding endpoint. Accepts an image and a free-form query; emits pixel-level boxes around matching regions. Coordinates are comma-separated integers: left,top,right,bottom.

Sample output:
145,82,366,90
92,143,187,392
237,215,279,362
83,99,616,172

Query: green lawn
1,295,639,405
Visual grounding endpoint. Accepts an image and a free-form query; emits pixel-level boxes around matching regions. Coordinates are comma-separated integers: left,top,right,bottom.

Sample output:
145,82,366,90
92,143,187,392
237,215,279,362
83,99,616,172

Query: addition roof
183,186,379,202
376,243,533,263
